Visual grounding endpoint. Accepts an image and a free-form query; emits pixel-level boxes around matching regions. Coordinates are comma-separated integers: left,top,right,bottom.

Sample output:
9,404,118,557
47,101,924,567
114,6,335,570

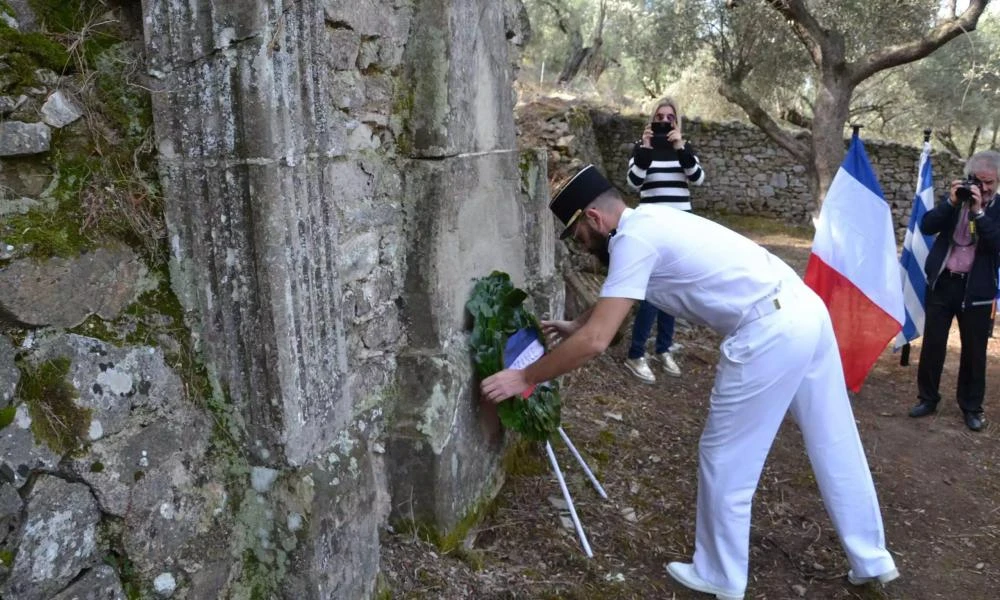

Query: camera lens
956,187,972,202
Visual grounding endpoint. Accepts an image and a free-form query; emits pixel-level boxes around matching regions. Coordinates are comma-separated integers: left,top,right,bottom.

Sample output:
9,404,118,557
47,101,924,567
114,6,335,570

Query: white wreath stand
503,332,608,558
544,426,609,558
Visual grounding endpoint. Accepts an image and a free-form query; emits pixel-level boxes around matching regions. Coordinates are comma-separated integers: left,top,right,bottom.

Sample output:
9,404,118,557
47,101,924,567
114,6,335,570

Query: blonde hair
649,96,680,122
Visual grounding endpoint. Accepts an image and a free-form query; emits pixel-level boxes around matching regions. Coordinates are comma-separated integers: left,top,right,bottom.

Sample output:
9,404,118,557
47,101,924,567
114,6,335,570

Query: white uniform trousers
691,284,896,593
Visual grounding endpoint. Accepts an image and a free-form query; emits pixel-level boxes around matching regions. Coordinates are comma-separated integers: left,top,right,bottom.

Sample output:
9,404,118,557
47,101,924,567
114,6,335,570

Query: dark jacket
920,193,1000,306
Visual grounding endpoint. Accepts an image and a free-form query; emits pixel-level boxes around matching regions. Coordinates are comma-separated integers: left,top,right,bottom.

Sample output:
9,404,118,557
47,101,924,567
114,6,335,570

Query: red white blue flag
805,131,905,392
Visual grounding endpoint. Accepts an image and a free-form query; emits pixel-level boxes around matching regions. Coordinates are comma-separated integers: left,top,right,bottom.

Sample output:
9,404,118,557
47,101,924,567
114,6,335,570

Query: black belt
942,269,968,279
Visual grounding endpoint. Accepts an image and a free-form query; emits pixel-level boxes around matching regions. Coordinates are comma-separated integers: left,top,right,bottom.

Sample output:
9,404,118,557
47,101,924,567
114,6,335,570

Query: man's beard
588,233,611,268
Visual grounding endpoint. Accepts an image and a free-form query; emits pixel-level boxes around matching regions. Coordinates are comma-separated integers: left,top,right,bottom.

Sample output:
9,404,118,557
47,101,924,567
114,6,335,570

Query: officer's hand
481,369,530,404
541,319,578,346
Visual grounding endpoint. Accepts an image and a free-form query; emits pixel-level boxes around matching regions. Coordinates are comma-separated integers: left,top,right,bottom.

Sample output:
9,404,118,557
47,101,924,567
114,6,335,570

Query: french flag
804,131,905,392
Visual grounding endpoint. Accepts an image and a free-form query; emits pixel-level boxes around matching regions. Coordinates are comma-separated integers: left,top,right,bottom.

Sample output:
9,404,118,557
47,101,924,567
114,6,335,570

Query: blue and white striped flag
894,141,935,349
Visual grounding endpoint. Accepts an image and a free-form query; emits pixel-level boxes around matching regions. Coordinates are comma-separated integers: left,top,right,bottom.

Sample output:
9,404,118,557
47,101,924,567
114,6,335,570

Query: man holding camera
909,150,1000,431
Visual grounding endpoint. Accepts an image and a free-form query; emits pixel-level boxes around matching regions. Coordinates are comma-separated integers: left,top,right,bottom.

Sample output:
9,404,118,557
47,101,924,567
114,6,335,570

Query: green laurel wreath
467,271,562,442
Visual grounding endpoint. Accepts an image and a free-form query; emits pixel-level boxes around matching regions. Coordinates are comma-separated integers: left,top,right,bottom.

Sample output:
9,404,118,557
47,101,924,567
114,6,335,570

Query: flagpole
900,128,933,366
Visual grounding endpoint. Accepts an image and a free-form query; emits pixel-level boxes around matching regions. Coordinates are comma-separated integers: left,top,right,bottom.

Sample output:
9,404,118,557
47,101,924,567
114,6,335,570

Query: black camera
956,175,983,204
650,121,674,149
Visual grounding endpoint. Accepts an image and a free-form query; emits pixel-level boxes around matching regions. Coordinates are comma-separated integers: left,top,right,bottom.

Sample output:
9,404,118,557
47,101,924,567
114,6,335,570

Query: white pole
545,441,593,558
540,60,545,84
558,427,608,500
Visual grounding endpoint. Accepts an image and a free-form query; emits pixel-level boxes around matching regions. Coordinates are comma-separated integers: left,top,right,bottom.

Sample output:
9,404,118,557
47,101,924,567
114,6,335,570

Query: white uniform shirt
601,205,801,335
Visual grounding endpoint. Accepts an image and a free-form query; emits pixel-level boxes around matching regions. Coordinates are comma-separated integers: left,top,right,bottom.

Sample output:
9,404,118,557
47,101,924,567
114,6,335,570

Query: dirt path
381,223,1000,600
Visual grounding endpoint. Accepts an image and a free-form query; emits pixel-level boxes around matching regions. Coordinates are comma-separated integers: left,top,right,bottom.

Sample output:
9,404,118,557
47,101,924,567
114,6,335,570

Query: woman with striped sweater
623,97,705,383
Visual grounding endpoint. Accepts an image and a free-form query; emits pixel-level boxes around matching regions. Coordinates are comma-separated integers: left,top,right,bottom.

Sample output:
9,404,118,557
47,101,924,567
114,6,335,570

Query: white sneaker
847,568,900,586
665,562,744,600
624,356,656,384
654,351,681,377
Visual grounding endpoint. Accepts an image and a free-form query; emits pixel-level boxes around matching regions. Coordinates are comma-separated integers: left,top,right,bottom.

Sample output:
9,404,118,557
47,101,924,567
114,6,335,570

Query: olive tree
711,0,991,205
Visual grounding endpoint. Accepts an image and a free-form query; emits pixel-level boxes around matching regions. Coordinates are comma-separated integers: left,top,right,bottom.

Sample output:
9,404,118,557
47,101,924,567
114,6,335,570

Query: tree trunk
808,78,853,210
557,0,606,85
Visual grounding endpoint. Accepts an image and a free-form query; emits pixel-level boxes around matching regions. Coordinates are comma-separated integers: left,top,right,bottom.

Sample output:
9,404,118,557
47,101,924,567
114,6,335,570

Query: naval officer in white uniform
480,165,899,600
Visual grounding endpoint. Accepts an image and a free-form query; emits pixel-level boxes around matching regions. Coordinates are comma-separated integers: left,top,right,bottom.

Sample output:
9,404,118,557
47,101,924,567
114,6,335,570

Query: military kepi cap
549,164,614,239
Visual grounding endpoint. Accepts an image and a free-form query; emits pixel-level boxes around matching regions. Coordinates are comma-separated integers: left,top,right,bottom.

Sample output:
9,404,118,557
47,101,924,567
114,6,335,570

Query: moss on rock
17,356,92,455
0,404,15,429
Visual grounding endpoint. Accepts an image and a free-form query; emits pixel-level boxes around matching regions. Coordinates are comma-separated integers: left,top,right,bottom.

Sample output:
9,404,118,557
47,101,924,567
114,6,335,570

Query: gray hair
965,150,1000,180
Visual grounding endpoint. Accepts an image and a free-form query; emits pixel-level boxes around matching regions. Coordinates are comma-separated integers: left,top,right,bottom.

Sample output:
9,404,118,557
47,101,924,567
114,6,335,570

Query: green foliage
876,14,1000,154
27,0,89,32
103,547,143,600
0,23,71,88
0,404,15,429
238,548,281,600
17,357,92,455
0,6,164,262
0,549,14,567
466,271,561,442
2,155,98,258
521,0,999,152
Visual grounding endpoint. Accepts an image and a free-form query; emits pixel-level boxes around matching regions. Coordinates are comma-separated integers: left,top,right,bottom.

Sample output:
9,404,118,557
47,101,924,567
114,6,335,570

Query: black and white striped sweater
626,142,705,211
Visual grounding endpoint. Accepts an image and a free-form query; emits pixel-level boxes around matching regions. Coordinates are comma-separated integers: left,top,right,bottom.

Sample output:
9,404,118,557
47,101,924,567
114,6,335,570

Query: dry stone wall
591,111,967,235
524,102,968,238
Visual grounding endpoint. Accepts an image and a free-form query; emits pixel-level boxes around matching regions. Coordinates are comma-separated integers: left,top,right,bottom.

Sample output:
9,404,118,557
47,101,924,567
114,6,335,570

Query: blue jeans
628,300,675,359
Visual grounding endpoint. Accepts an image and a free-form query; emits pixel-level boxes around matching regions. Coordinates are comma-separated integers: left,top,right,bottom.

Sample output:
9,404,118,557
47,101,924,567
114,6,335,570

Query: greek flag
894,141,935,349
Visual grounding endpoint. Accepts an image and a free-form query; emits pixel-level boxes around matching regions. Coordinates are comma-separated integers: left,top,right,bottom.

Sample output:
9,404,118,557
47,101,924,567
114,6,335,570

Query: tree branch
761,0,827,69
934,127,963,159
779,107,812,129
967,125,981,157
719,78,811,162
847,0,989,86
539,0,581,47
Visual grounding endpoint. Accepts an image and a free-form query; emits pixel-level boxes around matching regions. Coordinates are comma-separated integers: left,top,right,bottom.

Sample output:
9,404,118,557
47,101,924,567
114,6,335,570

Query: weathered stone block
401,0,516,157
328,27,361,70
0,121,50,156
40,91,83,128
388,350,503,530
1,477,100,600
0,404,61,488
50,565,126,600
401,152,527,349
0,247,151,328
282,434,389,600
